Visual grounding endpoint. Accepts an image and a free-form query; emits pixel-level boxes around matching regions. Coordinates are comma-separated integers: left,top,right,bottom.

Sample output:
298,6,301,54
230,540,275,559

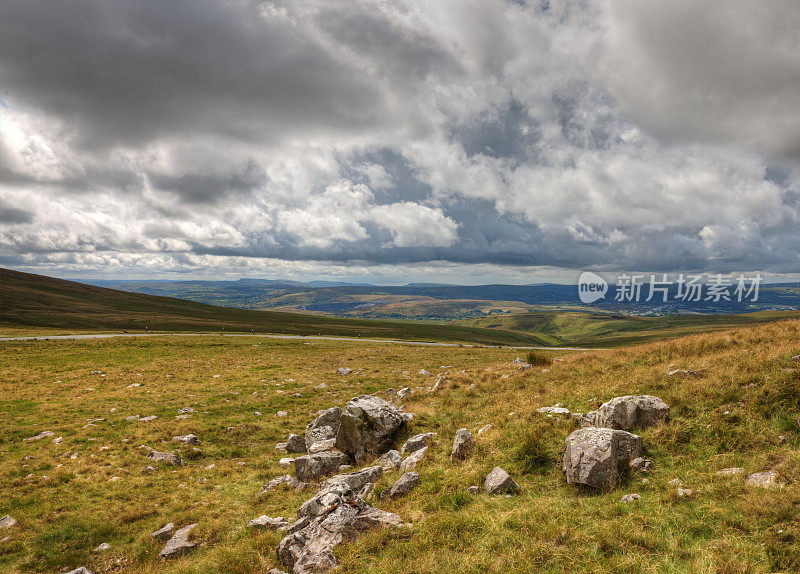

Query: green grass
453,309,799,347
2,318,800,572
0,268,551,346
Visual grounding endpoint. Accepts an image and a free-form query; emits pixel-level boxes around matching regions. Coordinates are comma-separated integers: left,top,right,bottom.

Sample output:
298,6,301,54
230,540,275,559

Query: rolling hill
0,268,548,346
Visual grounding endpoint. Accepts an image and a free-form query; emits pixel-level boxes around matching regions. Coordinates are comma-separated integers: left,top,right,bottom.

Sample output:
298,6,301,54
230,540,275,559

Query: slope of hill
0,269,548,346
454,310,800,347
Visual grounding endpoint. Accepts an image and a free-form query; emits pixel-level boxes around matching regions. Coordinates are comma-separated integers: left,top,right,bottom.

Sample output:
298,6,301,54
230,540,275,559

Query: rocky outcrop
147,450,183,466
294,451,351,482
151,523,174,540
450,428,475,463
387,472,420,499
563,427,643,489
335,396,407,464
376,449,402,470
305,407,342,453
249,515,290,530
159,523,197,558
580,395,669,431
400,446,427,472
401,432,435,454
286,434,308,454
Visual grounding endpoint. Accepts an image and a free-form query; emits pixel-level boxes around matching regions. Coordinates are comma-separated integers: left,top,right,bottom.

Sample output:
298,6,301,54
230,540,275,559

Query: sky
2,0,800,285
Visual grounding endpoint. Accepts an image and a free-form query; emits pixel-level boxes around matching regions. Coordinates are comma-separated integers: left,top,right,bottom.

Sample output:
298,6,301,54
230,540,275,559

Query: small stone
668,478,683,486
477,424,492,436
279,457,295,468
294,451,350,481
177,407,195,414
716,467,744,477
151,523,175,540
23,430,54,441
777,435,788,444
621,493,641,503
276,411,288,417
450,428,475,463
484,467,519,495
536,406,571,415
336,367,353,375
173,434,200,446
53,437,63,444
388,472,420,498
629,457,654,473
400,446,427,472
0,516,16,529
159,523,197,558
275,442,288,453
248,515,289,530
467,486,481,494
746,470,784,489
285,434,307,453
641,478,650,485
93,542,111,552
65,568,93,574
376,450,402,471
397,387,412,399
677,487,694,497
401,432,436,455
124,415,140,421
147,451,183,466
138,415,158,422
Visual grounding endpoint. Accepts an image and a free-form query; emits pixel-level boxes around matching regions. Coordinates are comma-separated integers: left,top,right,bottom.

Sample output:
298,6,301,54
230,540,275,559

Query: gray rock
716,467,744,477
176,407,195,414
172,434,200,445
159,523,197,558
65,568,93,574
248,515,290,530
147,450,183,466
621,493,641,503
388,472,420,498
286,434,308,453
305,407,342,452
477,424,492,436
286,516,310,535
279,457,296,468
138,415,158,422
399,446,427,472
151,523,174,540
93,542,111,552
484,467,519,495
258,474,301,497
467,485,481,494
580,395,669,431
294,451,350,482
676,487,694,497
335,396,407,464
376,449,402,471
401,432,436,455
536,406,571,415
23,430,54,441
0,515,16,529
450,428,475,463
336,367,353,376
267,569,289,574
629,457,654,473
563,427,643,489
746,470,784,489
397,387,412,399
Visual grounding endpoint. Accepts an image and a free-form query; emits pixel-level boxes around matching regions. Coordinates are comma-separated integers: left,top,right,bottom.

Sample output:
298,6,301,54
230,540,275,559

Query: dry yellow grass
2,319,800,572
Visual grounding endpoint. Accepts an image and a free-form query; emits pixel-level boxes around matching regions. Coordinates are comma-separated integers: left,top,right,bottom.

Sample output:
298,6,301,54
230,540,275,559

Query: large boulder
563,427,643,489
294,451,351,482
580,395,669,431
335,396,407,464
401,432,436,454
305,407,342,453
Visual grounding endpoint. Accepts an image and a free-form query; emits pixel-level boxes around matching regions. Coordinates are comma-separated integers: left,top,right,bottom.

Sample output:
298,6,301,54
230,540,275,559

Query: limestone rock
484,467,519,495
388,472,420,499
400,446,427,472
258,474,301,497
305,407,342,452
536,406,571,415
716,467,744,477
147,450,183,466
93,542,111,552
335,396,407,464
336,367,353,376
23,430,54,441
286,434,308,454
159,523,197,559
450,428,475,463
151,523,174,540
629,457,654,473
467,486,481,494
294,451,350,482
401,432,436,455
563,427,643,489
580,395,669,431
376,449,402,471
746,470,784,489
0,515,16,529
173,434,200,446
621,493,641,503
249,515,290,530
65,568,93,574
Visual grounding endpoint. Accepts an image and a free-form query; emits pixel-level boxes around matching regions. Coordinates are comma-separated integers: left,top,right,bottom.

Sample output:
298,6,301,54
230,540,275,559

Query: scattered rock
376,450,402,471
23,430,54,441
305,407,342,453
335,396,408,464
93,542,111,552
677,487,694,497
777,435,788,445
0,516,16,529
401,432,436,455
667,369,698,377
277,411,288,418
147,451,183,466
746,470,784,489
279,458,296,468
668,478,683,486
467,486,481,494
275,443,288,453
536,405,571,415
159,523,197,559
336,367,353,376
450,428,475,463
173,434,200,446
258,474,302,497
386,472,419,499
139,415,158,422
484,467,519,495
621,493,641,503
286,434,308,454
418,369,430,376
396,387,412,399
249,515,290,530
65,568,93,574
151,523,174,540
580,395,669,431
177,407,195,414
716,467,744,477
563,427,643,489
629,457,654,473
477,424,492,436
294,451,351,482
400,446,427,472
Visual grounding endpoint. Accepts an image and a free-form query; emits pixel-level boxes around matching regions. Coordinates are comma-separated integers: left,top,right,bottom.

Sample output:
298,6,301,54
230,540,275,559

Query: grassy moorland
0,269,547,346
1,318,800,572
454,309,800,347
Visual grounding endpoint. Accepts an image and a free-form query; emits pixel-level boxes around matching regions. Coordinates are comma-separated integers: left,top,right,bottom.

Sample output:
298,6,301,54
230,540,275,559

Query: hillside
2,319,800,572
0,269,548,346
454,310,800,347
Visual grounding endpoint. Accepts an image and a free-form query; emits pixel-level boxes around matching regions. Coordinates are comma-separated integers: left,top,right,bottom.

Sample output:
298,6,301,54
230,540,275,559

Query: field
454,310,800,347
2,318,800,572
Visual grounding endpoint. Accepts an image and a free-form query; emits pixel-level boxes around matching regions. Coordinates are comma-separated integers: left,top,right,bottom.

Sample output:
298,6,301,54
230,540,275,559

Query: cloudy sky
2,0,800,284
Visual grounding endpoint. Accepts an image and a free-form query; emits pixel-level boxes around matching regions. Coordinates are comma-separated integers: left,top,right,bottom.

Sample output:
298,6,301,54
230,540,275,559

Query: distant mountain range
85,278,800,320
